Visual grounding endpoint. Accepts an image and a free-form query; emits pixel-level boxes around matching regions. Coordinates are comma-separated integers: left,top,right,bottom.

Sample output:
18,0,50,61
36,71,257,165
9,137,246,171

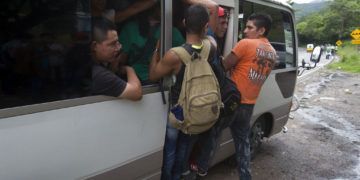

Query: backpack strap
170,47,192,65
171,38,212,65
200,39,211,61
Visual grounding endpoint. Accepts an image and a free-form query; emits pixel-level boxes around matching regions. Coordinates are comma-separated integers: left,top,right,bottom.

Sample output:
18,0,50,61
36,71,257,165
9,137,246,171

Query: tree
295,0,360,44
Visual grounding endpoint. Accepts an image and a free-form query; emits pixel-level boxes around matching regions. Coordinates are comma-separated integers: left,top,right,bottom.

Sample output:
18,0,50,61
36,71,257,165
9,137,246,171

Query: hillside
293,2,330,22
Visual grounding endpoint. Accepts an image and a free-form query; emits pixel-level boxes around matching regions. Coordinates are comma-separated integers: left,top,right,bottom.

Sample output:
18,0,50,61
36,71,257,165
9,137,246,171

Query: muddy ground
205,69,360,180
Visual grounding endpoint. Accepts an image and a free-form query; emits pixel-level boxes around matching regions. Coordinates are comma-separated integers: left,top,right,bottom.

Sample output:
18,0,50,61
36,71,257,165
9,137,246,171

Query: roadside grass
327,42,360,74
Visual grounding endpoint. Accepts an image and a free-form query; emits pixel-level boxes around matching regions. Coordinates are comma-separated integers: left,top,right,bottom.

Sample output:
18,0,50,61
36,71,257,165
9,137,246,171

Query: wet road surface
204,52,360,179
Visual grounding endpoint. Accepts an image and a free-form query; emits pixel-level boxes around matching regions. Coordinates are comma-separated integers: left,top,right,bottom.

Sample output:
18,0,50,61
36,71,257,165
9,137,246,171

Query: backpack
209,53,241,117
169,39,222,134
181,41,241,117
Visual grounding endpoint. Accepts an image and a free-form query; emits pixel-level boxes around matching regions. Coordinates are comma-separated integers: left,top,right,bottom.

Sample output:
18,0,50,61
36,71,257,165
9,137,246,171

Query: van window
0,0,92,109
239,2,296,69
282,12,296,68
90,0,184,89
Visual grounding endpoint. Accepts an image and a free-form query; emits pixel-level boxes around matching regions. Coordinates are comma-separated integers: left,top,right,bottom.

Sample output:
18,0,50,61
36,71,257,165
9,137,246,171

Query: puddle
301,72,340,96
294,71,360,178
298,72,344,108
296,72,360,141
297,106,360,178
297,107,359,142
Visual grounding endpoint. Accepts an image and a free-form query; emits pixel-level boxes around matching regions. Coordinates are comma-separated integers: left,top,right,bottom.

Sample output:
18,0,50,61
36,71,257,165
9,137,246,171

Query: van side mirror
310,46,322,63
301,59,311,70
299,46,322,75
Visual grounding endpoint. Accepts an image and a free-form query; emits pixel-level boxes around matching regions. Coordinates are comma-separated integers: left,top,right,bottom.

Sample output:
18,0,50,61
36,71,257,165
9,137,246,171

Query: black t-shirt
92,63,127,97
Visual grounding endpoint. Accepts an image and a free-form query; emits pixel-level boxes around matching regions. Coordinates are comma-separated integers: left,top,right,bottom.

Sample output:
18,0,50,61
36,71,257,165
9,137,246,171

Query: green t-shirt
119,21,185,81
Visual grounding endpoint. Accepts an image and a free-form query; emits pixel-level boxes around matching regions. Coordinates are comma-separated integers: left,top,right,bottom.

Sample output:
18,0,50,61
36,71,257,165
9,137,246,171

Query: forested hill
295,0,360,44
293,2,329,22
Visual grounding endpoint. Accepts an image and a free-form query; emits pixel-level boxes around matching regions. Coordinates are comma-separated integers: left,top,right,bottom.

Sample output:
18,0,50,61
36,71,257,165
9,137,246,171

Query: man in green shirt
118,4,185,83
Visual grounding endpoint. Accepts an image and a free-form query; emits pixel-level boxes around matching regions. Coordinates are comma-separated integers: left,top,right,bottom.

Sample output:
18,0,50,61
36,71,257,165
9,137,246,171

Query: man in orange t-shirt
229,35,276,104
222,13,276,179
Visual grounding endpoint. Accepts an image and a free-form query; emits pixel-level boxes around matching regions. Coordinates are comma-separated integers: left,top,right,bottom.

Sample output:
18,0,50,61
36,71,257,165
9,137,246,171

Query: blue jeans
196,115,232,172
161,124,179,180
172,132,197,180
196,104,254,180
161,124,197,180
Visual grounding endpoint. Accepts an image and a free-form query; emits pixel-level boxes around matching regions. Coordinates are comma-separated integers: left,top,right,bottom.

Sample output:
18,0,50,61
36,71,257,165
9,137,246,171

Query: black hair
91,17,117,43
184,4,209,35
247,13,272,36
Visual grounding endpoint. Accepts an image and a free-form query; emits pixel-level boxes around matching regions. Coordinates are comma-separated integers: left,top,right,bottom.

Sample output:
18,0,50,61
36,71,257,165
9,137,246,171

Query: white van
0,0,298,179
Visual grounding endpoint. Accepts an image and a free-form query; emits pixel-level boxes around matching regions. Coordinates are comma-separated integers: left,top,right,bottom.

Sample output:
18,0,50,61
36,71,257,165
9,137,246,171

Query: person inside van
92,0,160,27
149,4,217,180
117,3,184,84
183,0,218,37
106,0,158,24
91,18,142,101
214,6,229,55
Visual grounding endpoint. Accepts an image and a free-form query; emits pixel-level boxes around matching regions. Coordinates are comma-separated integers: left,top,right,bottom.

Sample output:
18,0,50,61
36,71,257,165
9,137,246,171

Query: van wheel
250,120,265,159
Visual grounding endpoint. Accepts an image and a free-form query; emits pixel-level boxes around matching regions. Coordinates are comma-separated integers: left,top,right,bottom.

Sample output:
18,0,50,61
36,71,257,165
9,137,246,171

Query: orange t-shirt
231,38,276,104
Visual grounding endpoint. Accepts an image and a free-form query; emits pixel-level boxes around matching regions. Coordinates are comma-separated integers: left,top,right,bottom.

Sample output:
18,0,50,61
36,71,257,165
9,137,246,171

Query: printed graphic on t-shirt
248,45,276,85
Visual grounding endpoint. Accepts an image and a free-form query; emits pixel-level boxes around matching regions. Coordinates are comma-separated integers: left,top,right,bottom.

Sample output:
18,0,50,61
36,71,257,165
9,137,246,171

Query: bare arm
149,43,182,82
222,52,239,71
119,66,142,101
115,0,157,23
184,0,218,32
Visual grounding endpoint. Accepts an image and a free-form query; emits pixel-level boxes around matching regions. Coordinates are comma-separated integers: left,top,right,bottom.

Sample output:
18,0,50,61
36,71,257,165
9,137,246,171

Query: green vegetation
292,2,329,22
295,0,360,45
328,42,360,74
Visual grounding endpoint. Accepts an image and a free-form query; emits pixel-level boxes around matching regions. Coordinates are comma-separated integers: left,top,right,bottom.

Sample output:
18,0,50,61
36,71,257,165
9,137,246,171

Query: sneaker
189,162,207,177
181,170,191,176
181,170,197,180
197,168,207,177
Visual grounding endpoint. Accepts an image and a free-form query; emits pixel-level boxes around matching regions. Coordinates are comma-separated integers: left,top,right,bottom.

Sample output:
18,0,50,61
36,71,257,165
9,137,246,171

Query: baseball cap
218,7,225,17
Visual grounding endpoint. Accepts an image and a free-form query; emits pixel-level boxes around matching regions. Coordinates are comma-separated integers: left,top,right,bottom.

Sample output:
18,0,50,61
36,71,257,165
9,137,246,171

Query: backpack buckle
191,52,200,61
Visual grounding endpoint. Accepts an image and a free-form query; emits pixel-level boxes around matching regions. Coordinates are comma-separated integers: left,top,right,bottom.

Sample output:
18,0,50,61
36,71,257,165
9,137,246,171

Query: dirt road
205,69,360,180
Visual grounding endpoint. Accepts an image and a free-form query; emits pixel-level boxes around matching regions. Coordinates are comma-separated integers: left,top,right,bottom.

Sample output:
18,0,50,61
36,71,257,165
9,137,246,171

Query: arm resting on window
119,66,142,101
